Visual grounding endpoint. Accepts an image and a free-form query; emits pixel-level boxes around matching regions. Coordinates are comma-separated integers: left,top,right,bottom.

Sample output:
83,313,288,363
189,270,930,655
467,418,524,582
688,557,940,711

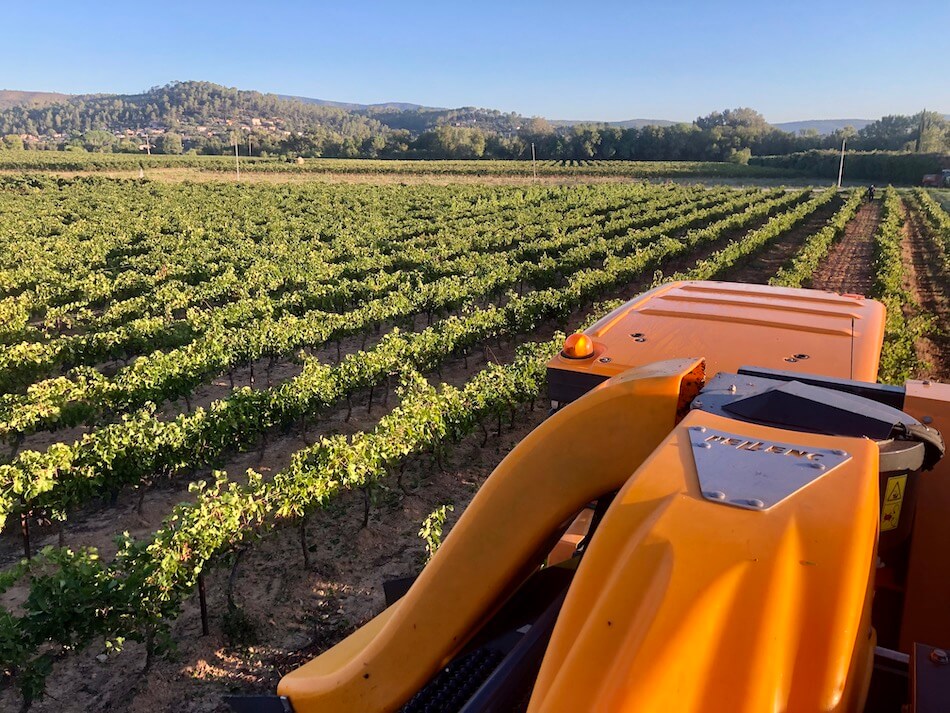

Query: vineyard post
20,510,31,560
299,516,310,569
531,143,537,179
836,138,846,188
197,575,210,636
234,139,240,180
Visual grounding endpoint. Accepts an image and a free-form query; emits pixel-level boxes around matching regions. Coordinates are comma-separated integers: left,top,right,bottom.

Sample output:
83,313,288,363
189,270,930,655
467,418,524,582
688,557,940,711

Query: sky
1,0,947,123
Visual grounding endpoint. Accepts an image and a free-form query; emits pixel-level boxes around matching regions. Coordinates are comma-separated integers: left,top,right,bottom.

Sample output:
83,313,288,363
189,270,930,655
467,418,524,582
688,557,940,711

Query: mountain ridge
4,87,939,134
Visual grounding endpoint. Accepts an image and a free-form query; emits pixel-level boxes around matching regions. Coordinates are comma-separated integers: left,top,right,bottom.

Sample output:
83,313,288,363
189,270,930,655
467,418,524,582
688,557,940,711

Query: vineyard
0,153,804,180
0,173,948,712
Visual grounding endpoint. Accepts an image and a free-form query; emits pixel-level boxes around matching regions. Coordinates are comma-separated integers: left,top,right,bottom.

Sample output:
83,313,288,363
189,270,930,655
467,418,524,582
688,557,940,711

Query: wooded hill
0,81,946,162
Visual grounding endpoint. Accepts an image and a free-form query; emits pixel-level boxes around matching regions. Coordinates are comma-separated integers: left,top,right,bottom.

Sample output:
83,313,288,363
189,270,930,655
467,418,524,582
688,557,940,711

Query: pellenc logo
704,434,825,461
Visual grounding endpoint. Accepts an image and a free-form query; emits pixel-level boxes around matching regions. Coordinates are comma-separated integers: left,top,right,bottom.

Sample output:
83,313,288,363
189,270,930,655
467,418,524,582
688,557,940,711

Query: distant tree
829,125,858,144
913,111,950,153
115,138,140,153
340,137,361,158
419,126,486,159
596,126,623,159
160,132,183,154
382,130,412,157
570,126,600,159
82,129,115,152
726,147,752,164
856,115,918,150
522,117,554,135
1,134,23,150
360,134,386,157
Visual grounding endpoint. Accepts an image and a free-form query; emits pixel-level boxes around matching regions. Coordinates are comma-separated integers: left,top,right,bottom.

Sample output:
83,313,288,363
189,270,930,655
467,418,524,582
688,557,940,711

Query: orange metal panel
529,410,880,713
277,358,705,712
547,507,593,565
900,380,950,652
549,281,886,386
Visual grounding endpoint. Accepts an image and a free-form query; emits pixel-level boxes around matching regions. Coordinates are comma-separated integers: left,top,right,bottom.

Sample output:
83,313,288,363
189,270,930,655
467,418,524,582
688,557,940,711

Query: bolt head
931,648,949,665
746,498,765,509
704,490,726,500
598,356,611,363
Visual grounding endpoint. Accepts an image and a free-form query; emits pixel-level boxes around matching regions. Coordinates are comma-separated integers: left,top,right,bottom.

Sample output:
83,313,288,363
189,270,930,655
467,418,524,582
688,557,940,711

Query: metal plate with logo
688,426,851,510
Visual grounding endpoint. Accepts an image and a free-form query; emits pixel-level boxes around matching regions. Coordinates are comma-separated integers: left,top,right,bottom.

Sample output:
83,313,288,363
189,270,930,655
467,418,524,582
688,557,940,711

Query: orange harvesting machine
230,281,950,713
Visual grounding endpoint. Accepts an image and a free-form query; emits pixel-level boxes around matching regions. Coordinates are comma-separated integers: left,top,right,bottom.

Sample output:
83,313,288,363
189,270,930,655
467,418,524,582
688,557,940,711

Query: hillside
774,119,874,135
279,94,437,113
550,118,678,129
0,81,530,154
0,81,386,140
0,82,946,160
0,89,71,110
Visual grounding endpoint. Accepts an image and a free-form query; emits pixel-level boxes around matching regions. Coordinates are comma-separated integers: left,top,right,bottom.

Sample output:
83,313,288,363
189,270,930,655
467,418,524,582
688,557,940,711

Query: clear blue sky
2,0,947,123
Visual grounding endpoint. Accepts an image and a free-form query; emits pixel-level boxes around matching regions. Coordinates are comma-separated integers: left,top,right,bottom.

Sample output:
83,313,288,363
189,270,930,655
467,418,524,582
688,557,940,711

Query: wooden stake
197,574,210,636
20,511,31,560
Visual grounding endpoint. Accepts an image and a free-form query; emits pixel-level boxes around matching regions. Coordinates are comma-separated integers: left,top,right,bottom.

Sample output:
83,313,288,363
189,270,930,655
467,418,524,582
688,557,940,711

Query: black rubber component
383,575,417,606
399,564,576,712
864,647,909,713
722,379,915,440
399,648,506,713
736,366,906,409
225,695,294,713
545,366,609,406
458,590,568,713
900,422,945,471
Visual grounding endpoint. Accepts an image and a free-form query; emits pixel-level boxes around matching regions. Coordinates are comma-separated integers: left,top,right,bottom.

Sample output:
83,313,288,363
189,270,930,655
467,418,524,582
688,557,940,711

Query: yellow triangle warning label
886,480,903,502
883,474,906,513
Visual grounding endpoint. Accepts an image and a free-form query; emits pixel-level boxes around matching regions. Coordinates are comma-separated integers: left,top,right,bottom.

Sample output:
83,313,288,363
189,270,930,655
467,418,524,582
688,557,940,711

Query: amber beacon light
561,333,594,359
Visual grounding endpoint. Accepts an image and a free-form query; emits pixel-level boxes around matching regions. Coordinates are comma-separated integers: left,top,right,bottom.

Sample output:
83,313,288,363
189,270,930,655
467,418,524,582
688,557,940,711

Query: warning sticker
881,475,907,532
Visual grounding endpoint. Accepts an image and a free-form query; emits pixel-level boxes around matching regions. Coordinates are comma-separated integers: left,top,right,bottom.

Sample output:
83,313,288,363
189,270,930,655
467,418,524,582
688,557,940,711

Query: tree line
0,82,946,162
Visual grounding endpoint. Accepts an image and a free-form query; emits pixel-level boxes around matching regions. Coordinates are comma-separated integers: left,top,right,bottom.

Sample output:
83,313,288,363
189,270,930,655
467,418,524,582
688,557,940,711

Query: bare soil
899,200,950,381
597,196,800,302
810,200,880,295
716,197,843,284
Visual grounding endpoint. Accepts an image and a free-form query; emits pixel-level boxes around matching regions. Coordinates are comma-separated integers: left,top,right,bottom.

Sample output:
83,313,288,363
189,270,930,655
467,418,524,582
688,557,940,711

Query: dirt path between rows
810,200,880,294
900,200,950,381
599,193,811,302
717,196,843,284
